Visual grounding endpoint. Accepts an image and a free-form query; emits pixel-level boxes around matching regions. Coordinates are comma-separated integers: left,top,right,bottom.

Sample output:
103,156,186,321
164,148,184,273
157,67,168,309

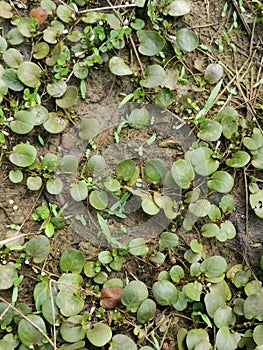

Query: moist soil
0,0,263,348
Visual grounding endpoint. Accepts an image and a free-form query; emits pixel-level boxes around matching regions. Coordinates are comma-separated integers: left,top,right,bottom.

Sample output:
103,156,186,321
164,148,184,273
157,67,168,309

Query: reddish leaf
30,7,48,25
100,287,123,309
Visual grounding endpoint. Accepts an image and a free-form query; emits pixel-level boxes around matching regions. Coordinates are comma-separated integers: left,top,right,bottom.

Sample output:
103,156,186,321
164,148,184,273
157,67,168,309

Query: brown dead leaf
30,7,48,25
100,286,123,309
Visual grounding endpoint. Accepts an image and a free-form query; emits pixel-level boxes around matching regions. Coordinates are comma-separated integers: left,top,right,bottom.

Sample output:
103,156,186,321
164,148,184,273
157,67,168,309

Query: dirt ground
0,0,263,347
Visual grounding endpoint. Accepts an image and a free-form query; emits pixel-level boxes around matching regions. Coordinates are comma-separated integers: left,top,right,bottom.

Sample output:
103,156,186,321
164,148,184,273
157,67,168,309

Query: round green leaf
98,251,113,265
46,178,63,194
47,80,67,97
0,78,8,97
86,155,105,177
104,177,121,192
10,143,37,167
140,64,166,88
155,88,174,107
137,299,156,323
186,329,210,350
79,118,100,140
103,278,124,289
10,110,35,134
0,1,13,18
141,196,160,215
7,28,25,45
67,30,82,42
70,180,88,201
58,155,78,174
252,148,263,170
253,325,263,346
244,293,263,320
121,280,148,312
89,190,108,210
18,315,47,347
109,56,132,76
183,281,202,301
0,262,15,290
42,299,59,325
137,30,165,56
29,105,49,125
144,158,166,184
56,290,84,317
0,303,13,325
219,194,235,213
87,323,112,347
204,292,225,318
41,0,57,14
208,171,234,193
93,271,108,284
126,108,149,129
201,223,219,238
33,280,51,308
159,231,179,248
204,63,224,84
56,86,78,109
109,334,137,350
44,28,59,44
17,62,42,88
60,315,86,342
189,199,211,217
225,151,250,168
43,112,68,133
27,176,42,191
166,0,191,16
25,235,50,263
73,62,89,79
33,42,50,59
175,28,199,52
215,327,241,350
57,273,83,293
184,249,202,264
60,249,85,273
186,147,219,176
244,128,263,151
216,106,239,139
208,204,221,221
191,239,203,253
56,4,74,23
197,119,222,142
173,290,188,311
2,68,24,91
171,159,195,189
3,48,24,68
84,261,96,278
218,220,236,242
0,36,7,53
200,256,227,279
152,280,178,306
17,17,34,38
214,305,236,328
233,270,251,288
115,159,136,181
170,265,185,283
209,280,232,301
9,169,23,183
128,238,149,256
150,251,166,265
250,189,263,218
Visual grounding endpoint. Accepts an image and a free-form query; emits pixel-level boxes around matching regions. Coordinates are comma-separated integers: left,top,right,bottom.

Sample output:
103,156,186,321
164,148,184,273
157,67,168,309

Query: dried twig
230,0,252,35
